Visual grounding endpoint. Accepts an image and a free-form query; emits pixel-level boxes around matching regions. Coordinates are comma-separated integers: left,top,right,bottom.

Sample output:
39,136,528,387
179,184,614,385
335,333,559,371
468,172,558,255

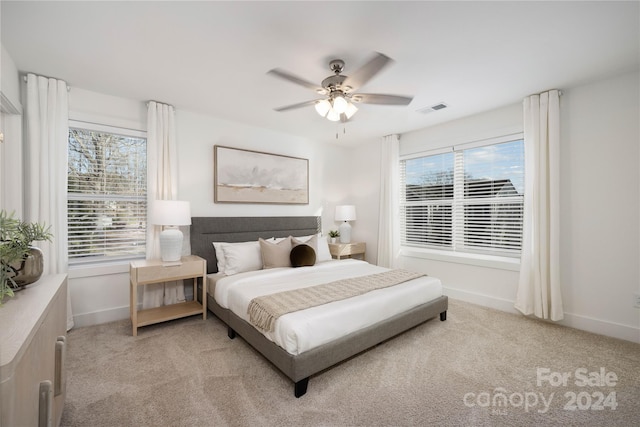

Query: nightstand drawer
131,256,204,284
328,242,366,259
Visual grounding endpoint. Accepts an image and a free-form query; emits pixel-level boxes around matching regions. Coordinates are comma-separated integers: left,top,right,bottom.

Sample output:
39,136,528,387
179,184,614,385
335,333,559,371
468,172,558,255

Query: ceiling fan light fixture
314,99,331,117
344,102,358,119
326,109,341,122
331,94,348,114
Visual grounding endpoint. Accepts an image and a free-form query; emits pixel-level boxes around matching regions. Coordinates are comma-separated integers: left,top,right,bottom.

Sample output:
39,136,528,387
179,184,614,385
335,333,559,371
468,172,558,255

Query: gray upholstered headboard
191,216,321,274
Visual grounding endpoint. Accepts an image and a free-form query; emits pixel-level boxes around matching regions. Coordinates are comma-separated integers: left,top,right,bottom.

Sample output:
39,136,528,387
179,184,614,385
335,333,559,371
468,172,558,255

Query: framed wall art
214,145,309,204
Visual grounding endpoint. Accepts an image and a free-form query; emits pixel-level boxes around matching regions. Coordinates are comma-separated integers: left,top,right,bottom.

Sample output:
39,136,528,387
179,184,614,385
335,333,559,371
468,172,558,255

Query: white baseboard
72,305,130,328
443,286,640,344
443,286,520,315
559,312,640,343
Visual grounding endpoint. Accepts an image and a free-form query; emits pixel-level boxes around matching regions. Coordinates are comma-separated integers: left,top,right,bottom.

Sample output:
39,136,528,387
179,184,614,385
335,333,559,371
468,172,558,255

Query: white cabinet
0,274,68,427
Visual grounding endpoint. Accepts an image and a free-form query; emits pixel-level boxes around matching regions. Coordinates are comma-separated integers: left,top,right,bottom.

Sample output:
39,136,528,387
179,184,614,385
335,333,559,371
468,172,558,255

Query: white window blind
400,136,524,257
67,125,147,263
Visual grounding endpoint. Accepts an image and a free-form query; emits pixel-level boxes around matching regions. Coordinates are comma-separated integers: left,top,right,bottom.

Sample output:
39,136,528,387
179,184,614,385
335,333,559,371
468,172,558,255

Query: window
67,123,147,264
400,135,524,257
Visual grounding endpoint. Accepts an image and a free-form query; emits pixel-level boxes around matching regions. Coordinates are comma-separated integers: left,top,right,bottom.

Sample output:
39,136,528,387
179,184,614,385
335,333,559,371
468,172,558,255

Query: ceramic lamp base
159,227,183,262
339,221,351,243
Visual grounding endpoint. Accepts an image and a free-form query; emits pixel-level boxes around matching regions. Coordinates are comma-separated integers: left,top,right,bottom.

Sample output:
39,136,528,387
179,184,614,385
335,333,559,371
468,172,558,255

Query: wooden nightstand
130,255,207,336
328,242,366,260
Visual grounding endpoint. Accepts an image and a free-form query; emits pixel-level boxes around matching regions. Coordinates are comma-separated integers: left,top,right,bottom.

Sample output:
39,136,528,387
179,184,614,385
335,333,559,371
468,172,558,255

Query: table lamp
335,205,356,244
150,200,191,262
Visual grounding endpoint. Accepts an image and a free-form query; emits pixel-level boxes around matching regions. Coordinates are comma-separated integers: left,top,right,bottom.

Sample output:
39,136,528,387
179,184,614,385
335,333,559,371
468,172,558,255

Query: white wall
175,109,351,230
558,71,639,341
350,71,640,342
1,43,21,111
0,43,23,214
341,139,383,264
66,88,351,326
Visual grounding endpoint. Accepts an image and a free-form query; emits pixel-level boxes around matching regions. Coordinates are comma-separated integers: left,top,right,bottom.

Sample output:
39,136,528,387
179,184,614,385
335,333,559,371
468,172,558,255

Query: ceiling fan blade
352,93,413,105
268,68,323,92
274,99,318,112
342,52,393,91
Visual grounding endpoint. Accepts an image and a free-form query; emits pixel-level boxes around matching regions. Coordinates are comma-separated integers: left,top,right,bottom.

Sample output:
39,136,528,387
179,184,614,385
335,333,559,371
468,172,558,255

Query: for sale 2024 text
537,367,618,411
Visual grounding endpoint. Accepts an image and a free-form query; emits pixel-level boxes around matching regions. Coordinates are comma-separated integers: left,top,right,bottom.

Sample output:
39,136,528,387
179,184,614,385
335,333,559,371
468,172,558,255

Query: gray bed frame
190,216,448,397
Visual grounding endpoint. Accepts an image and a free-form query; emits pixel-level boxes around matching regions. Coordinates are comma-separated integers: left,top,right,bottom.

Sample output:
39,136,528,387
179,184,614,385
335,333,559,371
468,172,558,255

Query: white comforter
212,259,442,355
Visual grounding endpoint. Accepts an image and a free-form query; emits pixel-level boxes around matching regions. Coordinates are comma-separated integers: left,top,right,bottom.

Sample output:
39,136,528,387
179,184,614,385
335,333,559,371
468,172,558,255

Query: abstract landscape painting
214,145,309,204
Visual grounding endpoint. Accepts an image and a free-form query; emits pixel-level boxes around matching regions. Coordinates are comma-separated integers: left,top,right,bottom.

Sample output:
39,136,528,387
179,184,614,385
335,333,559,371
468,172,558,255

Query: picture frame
214,145,309,204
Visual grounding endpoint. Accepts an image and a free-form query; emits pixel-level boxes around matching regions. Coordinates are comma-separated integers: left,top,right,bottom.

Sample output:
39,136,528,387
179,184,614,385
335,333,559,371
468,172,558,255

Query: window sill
399,247,520,271
68,260,134,279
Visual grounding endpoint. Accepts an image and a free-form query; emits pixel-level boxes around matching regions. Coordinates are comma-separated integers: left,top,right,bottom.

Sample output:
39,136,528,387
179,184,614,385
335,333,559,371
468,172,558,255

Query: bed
190,216,448,397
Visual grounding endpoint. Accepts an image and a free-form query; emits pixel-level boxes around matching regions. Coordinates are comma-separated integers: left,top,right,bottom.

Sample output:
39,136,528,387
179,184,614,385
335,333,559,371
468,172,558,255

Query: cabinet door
5,281,67,427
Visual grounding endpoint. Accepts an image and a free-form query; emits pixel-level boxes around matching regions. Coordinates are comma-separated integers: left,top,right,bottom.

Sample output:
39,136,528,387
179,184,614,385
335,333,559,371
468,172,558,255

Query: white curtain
514,90,564,321
25,73,74,330
142,101,185,308
376,134,400,268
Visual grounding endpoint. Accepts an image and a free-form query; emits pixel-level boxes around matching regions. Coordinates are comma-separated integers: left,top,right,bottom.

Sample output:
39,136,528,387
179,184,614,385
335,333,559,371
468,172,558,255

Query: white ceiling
2,1,638,146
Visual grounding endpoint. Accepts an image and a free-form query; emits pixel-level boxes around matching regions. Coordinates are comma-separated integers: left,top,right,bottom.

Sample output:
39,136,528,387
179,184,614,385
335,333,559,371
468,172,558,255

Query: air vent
417,102,448,114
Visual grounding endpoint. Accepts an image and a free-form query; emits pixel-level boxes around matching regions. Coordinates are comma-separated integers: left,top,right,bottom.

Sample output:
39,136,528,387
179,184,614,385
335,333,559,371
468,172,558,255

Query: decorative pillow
222,241,262,275
316,235,332,262
290,244,316,267
259,237,292,269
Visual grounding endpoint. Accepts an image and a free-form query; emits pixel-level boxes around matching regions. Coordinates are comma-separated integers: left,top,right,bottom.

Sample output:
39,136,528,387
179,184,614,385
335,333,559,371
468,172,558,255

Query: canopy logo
462,367,619,415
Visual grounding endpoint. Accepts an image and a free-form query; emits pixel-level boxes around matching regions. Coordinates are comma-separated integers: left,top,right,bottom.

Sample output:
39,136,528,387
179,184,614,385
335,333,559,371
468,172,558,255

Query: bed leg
227,327,236,339
440,311,447,321
294,377,309,398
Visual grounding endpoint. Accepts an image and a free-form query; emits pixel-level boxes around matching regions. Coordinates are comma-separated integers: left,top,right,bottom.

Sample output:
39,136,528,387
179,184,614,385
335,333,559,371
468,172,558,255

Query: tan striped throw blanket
247,269,425,332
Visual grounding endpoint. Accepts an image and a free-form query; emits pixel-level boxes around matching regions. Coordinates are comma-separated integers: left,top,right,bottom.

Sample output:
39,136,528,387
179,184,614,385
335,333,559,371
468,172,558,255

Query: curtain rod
146,100,174,108
22,74,71,92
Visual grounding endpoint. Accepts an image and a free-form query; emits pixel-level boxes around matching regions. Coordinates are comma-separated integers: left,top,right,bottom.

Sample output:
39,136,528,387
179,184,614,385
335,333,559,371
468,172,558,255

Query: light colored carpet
60,299,640,426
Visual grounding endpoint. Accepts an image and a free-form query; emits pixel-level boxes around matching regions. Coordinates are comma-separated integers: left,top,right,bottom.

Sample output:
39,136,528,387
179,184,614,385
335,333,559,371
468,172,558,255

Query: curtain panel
514,89,564,321
25,73,74,329
376,134,400,268
143,101,186,308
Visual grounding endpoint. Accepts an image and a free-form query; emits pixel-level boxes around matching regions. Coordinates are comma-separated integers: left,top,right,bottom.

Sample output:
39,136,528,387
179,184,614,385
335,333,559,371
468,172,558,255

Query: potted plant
328,230,340,244
1,210,53,304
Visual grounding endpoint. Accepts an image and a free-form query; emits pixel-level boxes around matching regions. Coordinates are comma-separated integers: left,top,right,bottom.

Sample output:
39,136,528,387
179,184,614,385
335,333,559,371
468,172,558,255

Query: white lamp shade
326,108,341,122
150,200,191,226
344,102,358,119
315,99,331,117
335,205,356,222
332,94,348,114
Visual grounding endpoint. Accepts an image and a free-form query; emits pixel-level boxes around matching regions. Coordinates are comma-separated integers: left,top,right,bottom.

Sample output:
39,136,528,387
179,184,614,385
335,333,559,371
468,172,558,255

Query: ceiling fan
268,52,413,122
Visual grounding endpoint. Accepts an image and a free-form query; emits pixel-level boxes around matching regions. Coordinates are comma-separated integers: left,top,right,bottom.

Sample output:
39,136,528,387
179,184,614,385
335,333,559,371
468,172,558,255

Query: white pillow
293,233,317,242
221,241,263,275
292,234,318,252
212,242,227,273
316,235,332,262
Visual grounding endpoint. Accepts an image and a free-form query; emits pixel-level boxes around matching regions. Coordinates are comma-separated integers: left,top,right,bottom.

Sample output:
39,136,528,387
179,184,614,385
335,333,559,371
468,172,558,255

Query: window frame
67,120,148,266
399,133,524,266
